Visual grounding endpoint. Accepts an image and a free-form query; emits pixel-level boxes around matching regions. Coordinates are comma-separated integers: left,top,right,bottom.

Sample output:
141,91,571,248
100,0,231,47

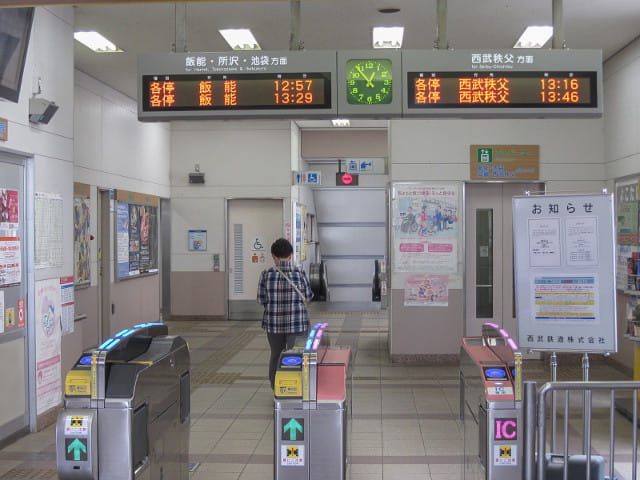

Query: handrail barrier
535,381,640,480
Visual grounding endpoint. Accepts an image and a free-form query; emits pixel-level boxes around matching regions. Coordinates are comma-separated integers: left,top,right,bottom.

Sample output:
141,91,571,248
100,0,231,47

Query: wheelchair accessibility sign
281,445,305,466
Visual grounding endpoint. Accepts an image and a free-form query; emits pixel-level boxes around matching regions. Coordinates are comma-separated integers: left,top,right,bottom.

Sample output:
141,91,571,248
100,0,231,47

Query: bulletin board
115,190,158,280
513,193,617,353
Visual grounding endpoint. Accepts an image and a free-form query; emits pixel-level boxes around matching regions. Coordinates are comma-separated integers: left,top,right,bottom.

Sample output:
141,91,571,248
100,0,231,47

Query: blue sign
307,172,319,184
360,160,373,172
282,356,302,366
347,160,358,172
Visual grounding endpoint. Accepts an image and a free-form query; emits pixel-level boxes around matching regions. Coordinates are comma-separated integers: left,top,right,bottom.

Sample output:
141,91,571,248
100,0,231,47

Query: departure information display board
138,51,337,120
138,50,602,119
402,49,602,117
406,71,597,109
141,73,331,111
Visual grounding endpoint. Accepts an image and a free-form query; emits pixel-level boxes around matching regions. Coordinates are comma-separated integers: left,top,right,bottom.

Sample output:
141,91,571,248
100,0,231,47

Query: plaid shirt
257,260,313,334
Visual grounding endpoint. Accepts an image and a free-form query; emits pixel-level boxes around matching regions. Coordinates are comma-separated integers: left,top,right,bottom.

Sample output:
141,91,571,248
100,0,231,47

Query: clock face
346,59,393,105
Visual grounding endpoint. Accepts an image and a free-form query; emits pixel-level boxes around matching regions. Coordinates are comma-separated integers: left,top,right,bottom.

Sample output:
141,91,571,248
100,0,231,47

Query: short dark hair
271,238,293,258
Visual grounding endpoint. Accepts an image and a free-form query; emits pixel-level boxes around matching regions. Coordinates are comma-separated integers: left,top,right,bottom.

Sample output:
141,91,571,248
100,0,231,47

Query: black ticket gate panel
56,323,190,480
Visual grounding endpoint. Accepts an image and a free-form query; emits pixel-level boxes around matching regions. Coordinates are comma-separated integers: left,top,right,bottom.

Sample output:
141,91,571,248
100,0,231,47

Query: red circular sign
341,173,353,185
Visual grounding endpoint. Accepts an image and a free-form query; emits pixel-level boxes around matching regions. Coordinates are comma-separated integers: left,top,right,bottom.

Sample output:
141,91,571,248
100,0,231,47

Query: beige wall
110,276,160,335
171,272,226,317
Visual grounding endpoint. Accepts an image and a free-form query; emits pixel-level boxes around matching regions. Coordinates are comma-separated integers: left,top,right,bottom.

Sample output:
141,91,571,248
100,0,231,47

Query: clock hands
355,65,376,88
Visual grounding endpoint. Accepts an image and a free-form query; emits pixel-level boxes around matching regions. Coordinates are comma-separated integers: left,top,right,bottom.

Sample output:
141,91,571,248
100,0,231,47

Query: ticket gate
460,323,523,480
274,323,351,480
56,323,190,480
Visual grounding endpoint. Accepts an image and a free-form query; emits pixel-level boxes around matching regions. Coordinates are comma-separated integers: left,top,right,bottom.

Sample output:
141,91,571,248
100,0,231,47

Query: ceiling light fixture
372,26,404,49
74,31,123,53
332,119,351,127
219,28,261,50
514,26,553,48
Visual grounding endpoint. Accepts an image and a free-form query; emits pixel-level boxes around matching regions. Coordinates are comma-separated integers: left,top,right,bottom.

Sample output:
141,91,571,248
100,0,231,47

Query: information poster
0,188,19,235
616,202,638,245
60,276,74,335
73,197,90,284
116,200,158,279
35,278,62,414
35,192,64,269
116,202,130,278
0,237,21,286
513,194,616,353
188,230,207,250
404,274,449,306
392,184,459,273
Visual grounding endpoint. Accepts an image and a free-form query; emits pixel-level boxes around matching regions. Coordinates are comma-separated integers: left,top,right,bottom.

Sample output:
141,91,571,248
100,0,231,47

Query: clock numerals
346,59,393,105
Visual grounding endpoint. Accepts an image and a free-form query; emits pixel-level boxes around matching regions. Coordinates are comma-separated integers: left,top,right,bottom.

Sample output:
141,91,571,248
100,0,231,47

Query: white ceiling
72,0,640,101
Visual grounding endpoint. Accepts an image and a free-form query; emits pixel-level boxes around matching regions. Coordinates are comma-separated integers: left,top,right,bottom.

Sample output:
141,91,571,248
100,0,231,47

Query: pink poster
0,189,19,228
35,279,62,414
404,274,449,306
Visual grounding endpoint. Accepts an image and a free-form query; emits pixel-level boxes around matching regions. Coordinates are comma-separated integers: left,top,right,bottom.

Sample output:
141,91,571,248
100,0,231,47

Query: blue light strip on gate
305,323,328,351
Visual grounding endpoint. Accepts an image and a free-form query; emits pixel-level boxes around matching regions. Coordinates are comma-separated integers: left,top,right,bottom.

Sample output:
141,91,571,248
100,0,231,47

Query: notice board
513,193,617,353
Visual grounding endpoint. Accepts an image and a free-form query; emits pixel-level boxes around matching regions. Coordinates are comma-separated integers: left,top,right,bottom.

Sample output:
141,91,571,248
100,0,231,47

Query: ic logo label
494,418,517,440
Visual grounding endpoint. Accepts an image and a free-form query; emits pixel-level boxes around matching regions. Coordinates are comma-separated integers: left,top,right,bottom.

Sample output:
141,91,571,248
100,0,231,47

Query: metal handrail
536,381,640,480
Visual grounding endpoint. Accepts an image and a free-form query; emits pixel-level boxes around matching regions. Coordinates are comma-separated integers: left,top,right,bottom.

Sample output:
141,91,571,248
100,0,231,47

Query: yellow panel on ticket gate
275,353,303,398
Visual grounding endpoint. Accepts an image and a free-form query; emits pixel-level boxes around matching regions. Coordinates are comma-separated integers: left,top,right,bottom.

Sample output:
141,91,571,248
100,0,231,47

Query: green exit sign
478,148,492,163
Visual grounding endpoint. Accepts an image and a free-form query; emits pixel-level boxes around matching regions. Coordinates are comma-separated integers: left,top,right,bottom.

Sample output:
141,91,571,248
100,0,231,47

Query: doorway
465,182,544,337
226,198,284,320
0,152,31,442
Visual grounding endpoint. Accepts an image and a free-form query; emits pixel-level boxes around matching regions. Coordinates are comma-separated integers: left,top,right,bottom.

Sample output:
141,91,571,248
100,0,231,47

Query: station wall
388,117,606,360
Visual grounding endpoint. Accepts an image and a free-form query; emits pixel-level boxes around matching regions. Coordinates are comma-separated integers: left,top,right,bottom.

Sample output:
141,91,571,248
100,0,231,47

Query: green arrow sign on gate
66,438,87,461
282,418,304,441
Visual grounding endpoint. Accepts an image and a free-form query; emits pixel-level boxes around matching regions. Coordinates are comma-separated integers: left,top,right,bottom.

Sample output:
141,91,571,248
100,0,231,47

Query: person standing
257,238,313,389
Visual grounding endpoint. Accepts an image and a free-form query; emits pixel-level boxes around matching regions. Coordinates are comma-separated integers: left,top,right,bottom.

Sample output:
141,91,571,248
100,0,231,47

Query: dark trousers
267,331,306,389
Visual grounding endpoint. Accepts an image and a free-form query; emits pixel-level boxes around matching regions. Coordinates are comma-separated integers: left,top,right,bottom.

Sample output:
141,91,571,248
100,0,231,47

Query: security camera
29,97,59,124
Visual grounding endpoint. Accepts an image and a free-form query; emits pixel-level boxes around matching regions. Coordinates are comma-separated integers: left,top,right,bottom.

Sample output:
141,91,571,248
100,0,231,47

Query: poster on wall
404,274,449,306
73,197,90,284
35,192,64,269
116,195,158,280
116,202,130,278
60,276,74,335
0,237,21,286
392,184,459,273
616,202,638,245
0,188,19,235
35,278,62,414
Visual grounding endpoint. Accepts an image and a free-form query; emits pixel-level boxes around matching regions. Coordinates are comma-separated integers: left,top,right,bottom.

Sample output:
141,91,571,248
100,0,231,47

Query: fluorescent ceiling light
372,26,404,49
74,31,123,53
219,28,261,50
514,26,553,48
331,119,350,127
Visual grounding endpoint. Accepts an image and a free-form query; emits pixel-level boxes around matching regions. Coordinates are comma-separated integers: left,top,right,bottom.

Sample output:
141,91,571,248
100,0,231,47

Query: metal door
227,198,284,320
0,152,30,440
465,183,544,337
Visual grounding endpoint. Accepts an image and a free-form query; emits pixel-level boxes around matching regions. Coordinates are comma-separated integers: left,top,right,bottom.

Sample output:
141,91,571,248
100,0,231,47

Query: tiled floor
0,308,638,479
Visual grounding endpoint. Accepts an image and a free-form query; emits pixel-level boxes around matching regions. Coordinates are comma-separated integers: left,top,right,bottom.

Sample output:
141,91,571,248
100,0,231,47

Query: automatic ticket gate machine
274,323,352,480
56,323,190,480
460,323,523,480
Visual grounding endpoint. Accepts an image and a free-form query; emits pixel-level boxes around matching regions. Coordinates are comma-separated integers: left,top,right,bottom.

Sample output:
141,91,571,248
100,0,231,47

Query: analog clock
346,59,393,105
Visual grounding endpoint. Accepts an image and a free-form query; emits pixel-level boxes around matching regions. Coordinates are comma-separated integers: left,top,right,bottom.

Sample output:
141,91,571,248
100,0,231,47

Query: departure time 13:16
539,77,581,103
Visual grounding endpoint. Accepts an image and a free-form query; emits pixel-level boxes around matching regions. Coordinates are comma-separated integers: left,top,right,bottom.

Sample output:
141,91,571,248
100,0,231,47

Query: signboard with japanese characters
470,145,539,180
513,194,616,353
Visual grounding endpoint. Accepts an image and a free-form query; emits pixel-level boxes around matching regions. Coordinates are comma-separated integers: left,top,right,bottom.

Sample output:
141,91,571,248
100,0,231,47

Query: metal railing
532,381,640,480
